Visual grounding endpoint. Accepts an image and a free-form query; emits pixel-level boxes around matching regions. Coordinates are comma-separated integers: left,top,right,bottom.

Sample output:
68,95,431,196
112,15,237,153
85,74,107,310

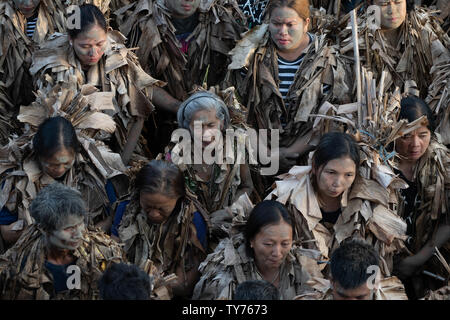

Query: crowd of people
0,0,448,300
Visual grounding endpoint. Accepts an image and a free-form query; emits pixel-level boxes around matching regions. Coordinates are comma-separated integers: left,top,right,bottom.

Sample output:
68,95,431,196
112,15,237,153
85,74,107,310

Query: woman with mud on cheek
0,116,120,252
392,96,450,300
192,200,313,300
173,91,254,247
118,160,211,299
0,183,125,300
30,4,180,166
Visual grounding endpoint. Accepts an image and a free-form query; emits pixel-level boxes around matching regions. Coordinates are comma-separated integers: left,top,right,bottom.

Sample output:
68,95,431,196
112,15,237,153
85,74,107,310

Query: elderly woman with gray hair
0,183,125,300
169,91,254,245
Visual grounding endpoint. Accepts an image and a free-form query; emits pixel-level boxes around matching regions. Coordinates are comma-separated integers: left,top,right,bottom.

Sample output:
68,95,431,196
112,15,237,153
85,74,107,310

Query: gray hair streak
177,91,231,130
30,182,87,233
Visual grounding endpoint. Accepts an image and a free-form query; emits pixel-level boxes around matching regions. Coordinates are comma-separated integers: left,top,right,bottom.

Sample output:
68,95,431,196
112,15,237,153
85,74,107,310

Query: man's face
48,215,85,251
332,281,373,300
166,0,201,19
13,0,40,18
373,0,407,30
395,125,431,162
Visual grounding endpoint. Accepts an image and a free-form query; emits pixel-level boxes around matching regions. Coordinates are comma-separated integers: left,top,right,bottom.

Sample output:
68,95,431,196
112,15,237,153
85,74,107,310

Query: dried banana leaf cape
228,24,354,149
118,192,210,285
294,275,408,300
338,7,450,101
29,31,165,156
422,283,450,300
169,125,248,213
0,0,67,143
114,0,247,100
396,138,450,275
0,224,125,300
265,163,408,277
192,232,313,300
0,83,130,248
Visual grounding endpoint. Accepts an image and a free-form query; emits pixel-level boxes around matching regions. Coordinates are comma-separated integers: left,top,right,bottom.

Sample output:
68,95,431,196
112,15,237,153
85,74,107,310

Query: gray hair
177,91,231,130
30,183,86,232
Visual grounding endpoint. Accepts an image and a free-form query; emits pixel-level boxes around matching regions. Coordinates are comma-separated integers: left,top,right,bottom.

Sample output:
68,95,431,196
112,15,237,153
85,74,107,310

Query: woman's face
314,156,357,199
140,192,179,224
14,0,40,18
373,0,407,30
40,148,76,179
166,0,201,19
395,125,431,162
48,215,85,251
189,108,222,149
250,221,293,271
269,7,309,53
71,25,108,67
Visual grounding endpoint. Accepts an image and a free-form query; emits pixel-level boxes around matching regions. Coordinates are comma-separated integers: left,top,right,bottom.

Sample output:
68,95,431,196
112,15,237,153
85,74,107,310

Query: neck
381,26,402,47
319,193,342,212
277,34,309,61
46,243,74,265
398,158,418,181
255,260,280,281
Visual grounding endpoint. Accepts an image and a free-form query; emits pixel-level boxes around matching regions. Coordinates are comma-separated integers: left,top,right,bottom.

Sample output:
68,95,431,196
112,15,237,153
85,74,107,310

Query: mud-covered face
395,125,431,162
269,7,309,53
373,0,407,30
40,148,76,179
166,0,201,19
189,108,222,149
250,221,293,271
48,215,85,251
71,25,108,67
313,156,357,199
140,192,179,224
13,0,40,18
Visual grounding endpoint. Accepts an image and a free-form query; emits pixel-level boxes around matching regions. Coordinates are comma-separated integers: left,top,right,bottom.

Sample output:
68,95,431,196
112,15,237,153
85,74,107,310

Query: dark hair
398,96,434,132
30,183,86,232
234,280,281,300
67,4,107,39
330,238,379,290
135,160,185,199
33,116,80,160
312,132,360,172
98,263,152,300
244,200,293,257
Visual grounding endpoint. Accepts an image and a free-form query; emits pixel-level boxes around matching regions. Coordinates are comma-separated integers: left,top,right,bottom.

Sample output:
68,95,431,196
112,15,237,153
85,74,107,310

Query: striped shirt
26,16,38,38
277,33,314,103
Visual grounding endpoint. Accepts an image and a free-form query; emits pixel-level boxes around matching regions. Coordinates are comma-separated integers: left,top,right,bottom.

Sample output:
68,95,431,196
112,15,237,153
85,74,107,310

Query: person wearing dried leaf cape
169,91,254,245
29,4,177,165
193,200,313,300
228,0,354,177
0,117,127,254
113,0,247,153
266,132,408,278
337,0,450,143
295,238,408,300
118,160,210,299
392,96,450,299
0,183,125,300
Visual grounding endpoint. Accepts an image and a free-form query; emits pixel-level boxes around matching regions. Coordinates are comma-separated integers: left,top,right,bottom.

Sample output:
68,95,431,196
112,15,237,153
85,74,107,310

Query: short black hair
399,95,434,132
244,200,293,257
33,116,80,160
234,280,281,300
330,238,380,290
98,263,152,300
67,4,107,39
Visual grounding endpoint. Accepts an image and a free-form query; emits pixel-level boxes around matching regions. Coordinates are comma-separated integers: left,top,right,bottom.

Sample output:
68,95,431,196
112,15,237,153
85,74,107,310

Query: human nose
411,135,421,147
279,24,288,35
272,244,282,258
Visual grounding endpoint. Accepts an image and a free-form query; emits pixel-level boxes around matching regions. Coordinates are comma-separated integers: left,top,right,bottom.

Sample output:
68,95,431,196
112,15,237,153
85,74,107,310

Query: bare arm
152,87,182,114
235,164,254,200
170,255,202,298
0,224,23,245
